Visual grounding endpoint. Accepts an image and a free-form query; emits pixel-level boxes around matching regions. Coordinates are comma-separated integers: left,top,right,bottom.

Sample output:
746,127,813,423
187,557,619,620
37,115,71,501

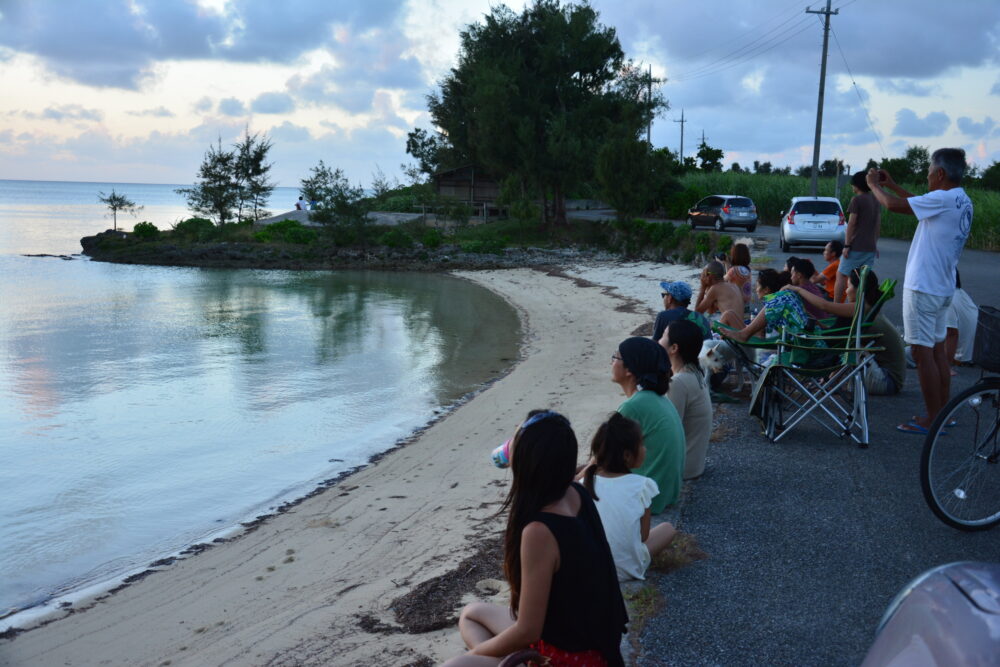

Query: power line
829,24,887,160
669,15,816,83
671,10,810,79
659,0,807,68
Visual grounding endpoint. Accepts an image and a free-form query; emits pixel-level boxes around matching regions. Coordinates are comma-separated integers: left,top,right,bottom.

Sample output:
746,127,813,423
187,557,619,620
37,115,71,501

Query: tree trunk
553,184,567,226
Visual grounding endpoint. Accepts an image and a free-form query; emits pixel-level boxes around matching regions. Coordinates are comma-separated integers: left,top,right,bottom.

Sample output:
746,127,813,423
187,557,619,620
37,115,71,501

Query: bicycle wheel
920,379,1000,531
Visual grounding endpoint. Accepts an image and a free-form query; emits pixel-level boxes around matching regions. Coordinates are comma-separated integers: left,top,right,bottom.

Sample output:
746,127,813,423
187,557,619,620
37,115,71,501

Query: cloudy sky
1,0,998,188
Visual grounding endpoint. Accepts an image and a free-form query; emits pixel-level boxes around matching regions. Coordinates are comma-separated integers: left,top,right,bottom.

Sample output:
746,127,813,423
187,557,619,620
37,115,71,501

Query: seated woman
662,319,713,480
445,411,627,666
725,243,755,311
720,269,810,343
612,337,685,512
784,268,905,396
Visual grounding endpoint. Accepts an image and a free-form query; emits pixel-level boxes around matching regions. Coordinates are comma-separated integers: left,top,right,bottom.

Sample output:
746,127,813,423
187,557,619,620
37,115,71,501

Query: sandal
897,420,946,436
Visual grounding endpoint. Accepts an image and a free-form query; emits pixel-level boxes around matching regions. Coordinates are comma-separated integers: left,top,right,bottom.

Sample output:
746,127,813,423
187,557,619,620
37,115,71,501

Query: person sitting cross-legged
720,269,809,343
694,260,744,330
652,280,712,343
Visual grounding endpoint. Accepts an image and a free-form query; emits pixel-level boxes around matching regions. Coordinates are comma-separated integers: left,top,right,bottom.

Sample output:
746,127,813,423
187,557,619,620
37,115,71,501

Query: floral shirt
763,290,809,334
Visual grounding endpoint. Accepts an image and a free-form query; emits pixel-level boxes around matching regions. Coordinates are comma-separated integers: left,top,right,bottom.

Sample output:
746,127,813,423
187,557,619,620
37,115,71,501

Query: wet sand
0,261,697,667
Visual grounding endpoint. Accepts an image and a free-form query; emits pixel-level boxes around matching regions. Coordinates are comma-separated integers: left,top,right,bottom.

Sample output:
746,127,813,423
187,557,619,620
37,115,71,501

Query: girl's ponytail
584,421,608,500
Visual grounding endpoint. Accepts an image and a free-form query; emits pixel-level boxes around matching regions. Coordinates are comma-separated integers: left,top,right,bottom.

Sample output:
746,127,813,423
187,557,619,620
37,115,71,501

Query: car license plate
739,212,748,217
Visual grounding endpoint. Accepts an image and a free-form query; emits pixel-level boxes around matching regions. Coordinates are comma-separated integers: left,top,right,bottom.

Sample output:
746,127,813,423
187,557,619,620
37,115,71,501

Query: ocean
0,179,520,623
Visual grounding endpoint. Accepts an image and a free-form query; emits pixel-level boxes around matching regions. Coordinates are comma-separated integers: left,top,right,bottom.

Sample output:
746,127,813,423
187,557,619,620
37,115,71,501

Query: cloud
193,96,213,113
127,106,174,118
251,92,295,114
892,109,950,137
992,77,1000,96
876,79,940,97
218,98,247,116
24,104,104,121
268,121,311,143
956,116,996,139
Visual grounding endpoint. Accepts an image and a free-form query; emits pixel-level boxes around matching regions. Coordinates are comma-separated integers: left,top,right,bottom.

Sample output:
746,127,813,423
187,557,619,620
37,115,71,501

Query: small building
433,165,501,214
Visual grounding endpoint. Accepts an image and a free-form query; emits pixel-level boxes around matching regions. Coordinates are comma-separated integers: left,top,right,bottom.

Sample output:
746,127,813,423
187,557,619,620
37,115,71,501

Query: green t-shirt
618,390,686,513
869,315,906,389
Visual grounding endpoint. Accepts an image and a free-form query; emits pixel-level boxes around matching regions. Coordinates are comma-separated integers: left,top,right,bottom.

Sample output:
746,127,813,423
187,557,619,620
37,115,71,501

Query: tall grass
678,172,1000,251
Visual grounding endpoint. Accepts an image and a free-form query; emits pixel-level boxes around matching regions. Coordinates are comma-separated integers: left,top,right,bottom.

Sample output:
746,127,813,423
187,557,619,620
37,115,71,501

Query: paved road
628,223,1000,665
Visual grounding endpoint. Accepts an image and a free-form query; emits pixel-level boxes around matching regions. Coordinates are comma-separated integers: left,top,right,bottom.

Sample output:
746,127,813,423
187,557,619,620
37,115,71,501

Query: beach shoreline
0,260,698,667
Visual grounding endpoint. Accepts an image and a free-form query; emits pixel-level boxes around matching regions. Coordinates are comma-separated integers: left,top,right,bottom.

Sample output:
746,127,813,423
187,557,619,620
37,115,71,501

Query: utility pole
674,109,686,163
807,0,838,197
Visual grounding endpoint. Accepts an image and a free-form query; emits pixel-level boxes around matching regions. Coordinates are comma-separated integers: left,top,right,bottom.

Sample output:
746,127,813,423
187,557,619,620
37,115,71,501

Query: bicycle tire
920,379,1000,531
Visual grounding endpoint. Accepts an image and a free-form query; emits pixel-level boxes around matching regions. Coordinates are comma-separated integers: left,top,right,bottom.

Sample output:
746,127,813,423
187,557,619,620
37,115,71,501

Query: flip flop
897,421,929,435
897,420,946,436
912,415,958,428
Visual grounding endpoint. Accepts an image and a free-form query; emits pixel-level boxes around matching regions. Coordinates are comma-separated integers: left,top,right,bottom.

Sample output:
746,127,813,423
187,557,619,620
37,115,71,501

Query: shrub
421,228,445,248
254,219,316,245
715,234,733,254
378,228,415,249
173,217,216,241
133,221,159,240
693,231,712,257
460,235,508,254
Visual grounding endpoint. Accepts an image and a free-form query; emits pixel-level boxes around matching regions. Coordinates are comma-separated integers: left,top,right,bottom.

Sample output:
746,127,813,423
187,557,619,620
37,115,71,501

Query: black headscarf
618,337,670,395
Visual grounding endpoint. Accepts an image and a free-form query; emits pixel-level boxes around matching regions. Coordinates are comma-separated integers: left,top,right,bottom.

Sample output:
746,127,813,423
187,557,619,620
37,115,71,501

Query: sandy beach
0,261,699,667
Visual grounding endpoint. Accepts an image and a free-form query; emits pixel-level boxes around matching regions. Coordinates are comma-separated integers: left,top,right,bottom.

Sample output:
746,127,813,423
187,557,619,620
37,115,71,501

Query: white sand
1,261,694,667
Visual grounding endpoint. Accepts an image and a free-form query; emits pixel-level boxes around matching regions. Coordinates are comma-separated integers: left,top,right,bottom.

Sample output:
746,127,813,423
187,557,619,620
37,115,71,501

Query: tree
753,160,772,175
796,165,813,178
97,189,142,232
177,138,239,225
696,139,723,172
370,165,397,199
234,129,274,221
819,159,842,178
404,129,449,177
301,161,369,238
422,0,665,226
981,161,1000,191
730,162,742,173
904,145,930,179
774,165,792,175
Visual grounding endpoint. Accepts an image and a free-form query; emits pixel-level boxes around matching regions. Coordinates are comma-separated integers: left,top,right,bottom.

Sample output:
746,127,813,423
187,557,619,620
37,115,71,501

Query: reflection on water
0,256,520,614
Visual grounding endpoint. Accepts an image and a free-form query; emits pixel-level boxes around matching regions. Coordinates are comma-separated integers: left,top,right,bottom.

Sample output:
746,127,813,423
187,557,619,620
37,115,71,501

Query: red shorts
528,639,607,666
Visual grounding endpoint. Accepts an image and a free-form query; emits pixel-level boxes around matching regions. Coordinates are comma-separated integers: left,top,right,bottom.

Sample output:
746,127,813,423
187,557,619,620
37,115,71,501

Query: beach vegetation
421,228,444,248
233,129,275,222
253,219,317,245
596,136,682,221
377,228,415,249
97,189,143,232
172,217,217,242
416,0,665,226
177,139,240,226
301,160,372,244
132,221,159,240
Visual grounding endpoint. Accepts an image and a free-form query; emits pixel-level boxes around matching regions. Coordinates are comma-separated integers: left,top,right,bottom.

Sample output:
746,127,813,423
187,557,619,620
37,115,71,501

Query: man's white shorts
903,288,952,347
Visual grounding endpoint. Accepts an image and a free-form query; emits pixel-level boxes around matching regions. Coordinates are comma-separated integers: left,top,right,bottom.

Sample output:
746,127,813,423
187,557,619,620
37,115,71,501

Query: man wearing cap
652,280,711,344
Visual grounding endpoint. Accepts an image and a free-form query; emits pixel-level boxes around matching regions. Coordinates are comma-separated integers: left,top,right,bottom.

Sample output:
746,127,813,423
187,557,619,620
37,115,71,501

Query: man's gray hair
931,148,967,184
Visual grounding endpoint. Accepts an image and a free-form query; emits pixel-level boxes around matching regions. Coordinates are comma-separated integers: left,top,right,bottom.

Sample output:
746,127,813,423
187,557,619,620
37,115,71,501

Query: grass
677,172,1000,251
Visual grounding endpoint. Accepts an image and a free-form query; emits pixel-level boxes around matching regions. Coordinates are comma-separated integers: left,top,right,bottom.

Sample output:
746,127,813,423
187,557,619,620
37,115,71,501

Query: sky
0,0,998,189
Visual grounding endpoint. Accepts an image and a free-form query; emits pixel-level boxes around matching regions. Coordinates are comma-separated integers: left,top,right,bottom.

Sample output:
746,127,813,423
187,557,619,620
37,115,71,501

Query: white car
779,196,845,252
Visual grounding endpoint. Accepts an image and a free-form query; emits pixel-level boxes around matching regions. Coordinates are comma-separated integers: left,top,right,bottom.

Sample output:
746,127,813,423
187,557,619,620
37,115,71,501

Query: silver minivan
687,195,758,232
779,196,845,252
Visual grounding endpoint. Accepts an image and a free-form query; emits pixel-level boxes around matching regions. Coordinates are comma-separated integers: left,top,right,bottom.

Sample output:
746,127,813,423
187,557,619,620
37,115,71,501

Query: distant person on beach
295,196,308,211
836,171,881,302
813,241,843,301
694,261,744,329
786,268,905,395
652,280,711,343
662,319,714,480
612,337,685,513
577,412,677,582
445,410,627,666
866,148,973,434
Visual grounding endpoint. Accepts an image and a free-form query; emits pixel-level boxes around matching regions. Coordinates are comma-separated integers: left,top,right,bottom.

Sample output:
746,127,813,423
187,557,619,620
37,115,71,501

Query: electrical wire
669,15,817,82
828,23,887,160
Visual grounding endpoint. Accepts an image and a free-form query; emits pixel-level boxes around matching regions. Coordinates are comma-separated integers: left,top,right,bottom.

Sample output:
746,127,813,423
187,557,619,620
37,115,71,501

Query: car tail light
723,205,731,214
787,212,795,224
838,211,845,225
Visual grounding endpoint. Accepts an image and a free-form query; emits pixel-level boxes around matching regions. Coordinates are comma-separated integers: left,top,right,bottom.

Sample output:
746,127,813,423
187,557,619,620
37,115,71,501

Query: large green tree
696,139,723,172
234,129,275,221
422,0,664,225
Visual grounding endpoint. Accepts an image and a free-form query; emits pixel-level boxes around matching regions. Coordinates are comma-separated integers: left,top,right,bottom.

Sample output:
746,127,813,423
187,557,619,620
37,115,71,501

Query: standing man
866,149,973,435
836,171,881,302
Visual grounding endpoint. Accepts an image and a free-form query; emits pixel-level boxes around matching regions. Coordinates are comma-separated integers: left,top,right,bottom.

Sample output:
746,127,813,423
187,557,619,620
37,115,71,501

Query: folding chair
747,267,886,448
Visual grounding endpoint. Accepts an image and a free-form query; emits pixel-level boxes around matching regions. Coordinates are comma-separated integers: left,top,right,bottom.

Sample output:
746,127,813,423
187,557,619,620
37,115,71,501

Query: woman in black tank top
443,410,627,667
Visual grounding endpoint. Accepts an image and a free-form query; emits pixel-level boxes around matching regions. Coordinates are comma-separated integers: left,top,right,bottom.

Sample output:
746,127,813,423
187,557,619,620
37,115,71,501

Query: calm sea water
0,180,521,621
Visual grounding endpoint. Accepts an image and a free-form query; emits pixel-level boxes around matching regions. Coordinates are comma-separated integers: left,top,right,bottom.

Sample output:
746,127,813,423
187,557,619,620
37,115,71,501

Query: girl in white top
578,413,677,581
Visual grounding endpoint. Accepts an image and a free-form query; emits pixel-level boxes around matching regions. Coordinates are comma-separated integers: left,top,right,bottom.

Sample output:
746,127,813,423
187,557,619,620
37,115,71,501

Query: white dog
699,338,738,376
